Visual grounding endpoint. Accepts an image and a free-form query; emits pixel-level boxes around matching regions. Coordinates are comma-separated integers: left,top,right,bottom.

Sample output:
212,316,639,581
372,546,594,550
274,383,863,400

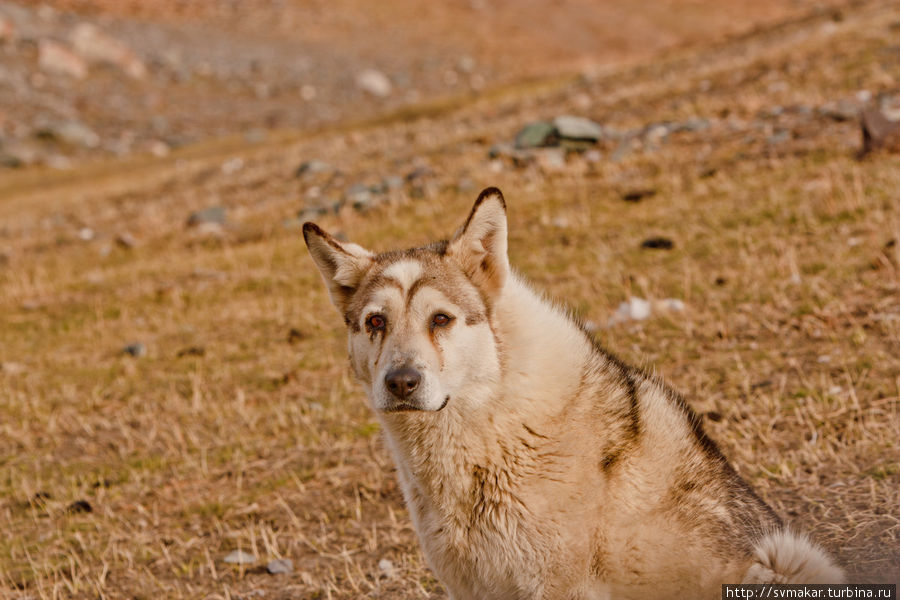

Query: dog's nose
385,366,421,400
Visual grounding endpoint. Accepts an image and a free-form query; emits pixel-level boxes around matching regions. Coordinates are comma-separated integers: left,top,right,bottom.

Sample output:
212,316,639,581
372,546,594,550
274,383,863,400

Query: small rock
66,499,92,514
121,342,146,358
609,297,652,326
818,99,860,122
224,550,257,565
78,227,95,241
295,159,330,177
405,166,434,182
344,183,375,210
147,140,170,157
378,558,396,578
0,142,41,168
382,175,404,190
244,128,267,143
36,120,100,149
552,115,604,142
70,23,146,79
766,130,791,146
535,147,567,173
356,69,392,97
187,206,226,227
114,232,137,248
621,188,656,203
176,346,205,358
266,558,293,575
0,361,26,375
38,40,88,80
641,237,674,250
674,117,711,132
654,298,686,313
583,149,602,163
643,123,671,145
860,106,900,156
221,157,244,175
300,84,317,101
514,122,557,149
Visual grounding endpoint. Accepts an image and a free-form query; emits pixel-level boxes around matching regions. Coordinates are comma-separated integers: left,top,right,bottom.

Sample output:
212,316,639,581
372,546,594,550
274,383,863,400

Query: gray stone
295,160,330,177
36,121,100,149
38,40,88,79
187,206,226,227
552,115,604,142
382,175,404,190
344,184,375,210
266,558,293,575
514,122,556,149
356,69,392,97
223,550,256,565
70,22,146,79
121,342,146,357
818,99,859,122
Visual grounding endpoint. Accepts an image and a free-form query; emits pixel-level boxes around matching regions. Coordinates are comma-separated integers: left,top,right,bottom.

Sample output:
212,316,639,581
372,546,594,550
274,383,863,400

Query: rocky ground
1,0,899,598
0,0,845,169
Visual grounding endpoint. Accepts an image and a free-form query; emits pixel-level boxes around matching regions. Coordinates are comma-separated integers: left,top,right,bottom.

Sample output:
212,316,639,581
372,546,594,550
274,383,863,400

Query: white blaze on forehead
381,259,423,291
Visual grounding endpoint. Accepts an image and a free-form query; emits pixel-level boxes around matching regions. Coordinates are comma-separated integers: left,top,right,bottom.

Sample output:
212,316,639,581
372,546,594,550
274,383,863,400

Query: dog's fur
303,188,843,599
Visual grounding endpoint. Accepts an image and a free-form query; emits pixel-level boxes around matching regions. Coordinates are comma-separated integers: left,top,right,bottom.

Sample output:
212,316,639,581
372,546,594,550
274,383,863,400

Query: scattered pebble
514,121,556,149
36,120,100,148
266,558,294,575
115,233,137,248
38,39,88,79
608,297,686,326
378,558,396,578
295,160,330,177
186,206,226,227
176,346,205,358
66,499,92,514
224,550,257,565
641,237,674,250
356,69,392,97
552,115,604,142
0,361,26,375
221,157,244,175
860,106,900,156
287,328,305,344
621,188,656,203
121,342,146,358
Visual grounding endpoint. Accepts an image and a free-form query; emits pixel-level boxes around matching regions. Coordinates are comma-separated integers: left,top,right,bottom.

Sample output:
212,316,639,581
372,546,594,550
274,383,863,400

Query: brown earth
0,0,898,598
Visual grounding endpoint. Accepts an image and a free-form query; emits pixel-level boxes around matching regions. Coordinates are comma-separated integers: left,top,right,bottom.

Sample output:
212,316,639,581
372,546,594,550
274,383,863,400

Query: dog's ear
448,187,509,299
303,222,374,314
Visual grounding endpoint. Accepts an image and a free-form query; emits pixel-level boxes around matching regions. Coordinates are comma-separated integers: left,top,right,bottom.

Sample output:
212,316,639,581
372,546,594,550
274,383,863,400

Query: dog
303,187,843,599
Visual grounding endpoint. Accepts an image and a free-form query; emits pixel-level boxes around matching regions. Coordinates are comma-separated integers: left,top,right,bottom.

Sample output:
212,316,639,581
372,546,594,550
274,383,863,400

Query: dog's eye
431,313,452,328
366,314,386,331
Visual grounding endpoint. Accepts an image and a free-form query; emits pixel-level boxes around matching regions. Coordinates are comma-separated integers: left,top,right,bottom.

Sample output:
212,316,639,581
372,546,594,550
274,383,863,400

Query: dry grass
1,1,899,598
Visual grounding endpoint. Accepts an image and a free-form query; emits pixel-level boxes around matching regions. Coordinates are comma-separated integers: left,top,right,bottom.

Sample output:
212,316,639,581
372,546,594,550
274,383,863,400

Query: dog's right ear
303,223,374,314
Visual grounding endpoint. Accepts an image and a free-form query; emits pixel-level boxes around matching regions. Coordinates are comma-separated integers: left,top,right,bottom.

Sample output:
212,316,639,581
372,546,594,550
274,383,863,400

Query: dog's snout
385,366,421,400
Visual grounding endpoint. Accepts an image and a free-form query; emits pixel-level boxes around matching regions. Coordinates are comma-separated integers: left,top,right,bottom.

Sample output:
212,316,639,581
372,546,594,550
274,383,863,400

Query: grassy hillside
1,1,898,597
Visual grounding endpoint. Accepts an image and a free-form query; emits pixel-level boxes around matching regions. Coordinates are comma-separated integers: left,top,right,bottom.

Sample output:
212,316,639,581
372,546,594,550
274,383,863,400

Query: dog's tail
742,529,844,584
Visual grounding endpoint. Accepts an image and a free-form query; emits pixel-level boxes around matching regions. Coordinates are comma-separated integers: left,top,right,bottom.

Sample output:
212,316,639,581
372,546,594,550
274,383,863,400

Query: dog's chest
398,460,552,599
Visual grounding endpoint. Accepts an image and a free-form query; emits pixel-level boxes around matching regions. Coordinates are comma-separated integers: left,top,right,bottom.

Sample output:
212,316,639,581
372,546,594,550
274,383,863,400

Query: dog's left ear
448,187,509,299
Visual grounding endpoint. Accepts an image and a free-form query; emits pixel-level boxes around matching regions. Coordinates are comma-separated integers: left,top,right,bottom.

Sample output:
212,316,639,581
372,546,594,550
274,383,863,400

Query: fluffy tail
742,530,845,584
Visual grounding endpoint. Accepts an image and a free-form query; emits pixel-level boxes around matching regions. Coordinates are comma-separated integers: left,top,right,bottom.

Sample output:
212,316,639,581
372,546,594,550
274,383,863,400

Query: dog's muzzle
382,366,448,412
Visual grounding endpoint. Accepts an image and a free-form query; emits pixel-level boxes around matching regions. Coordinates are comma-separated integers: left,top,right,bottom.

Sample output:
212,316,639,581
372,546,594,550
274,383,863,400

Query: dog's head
303,188,508,414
